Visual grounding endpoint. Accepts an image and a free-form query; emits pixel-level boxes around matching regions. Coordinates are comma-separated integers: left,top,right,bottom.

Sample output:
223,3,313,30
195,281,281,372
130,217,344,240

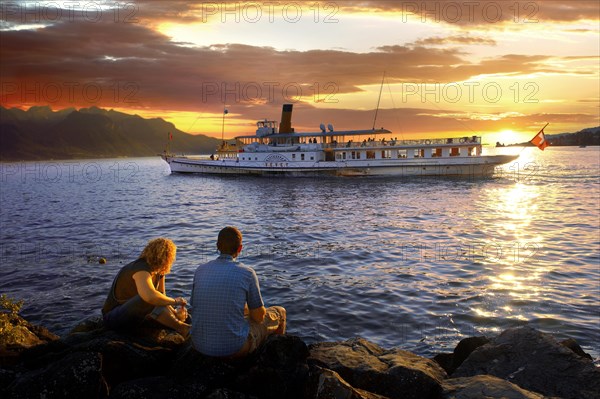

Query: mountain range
545,127,600,146
0,106,220,161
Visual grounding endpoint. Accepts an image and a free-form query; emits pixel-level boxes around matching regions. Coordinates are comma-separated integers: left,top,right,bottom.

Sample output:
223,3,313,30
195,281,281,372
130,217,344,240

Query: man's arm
248,306,266,323
246,268,265,322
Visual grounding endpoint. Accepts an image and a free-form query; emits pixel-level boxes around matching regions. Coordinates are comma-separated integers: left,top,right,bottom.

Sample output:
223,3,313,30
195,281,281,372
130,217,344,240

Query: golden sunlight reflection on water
476,152,556,326
492,183,539,237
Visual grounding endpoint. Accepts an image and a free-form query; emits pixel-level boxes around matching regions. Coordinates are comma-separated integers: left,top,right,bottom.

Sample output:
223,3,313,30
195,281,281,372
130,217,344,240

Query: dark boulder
99,338,174,387
66,319,185,388
433,352,454,376
434,336,490,375
205,388,259,399
0,313,59,366
309,337,446,399
170,335,310,398
170,342,240,388
69,315,104,334
306,365,390,399
442,375,551,399
453,326,600,399
16,319,184,391
560,338,594,361
235,334,310,399
0,367,16,398
7,351,108,398
109,375,208,399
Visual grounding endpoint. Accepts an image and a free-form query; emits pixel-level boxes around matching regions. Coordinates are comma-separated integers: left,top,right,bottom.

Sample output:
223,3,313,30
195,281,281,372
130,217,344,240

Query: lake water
1,146,598,362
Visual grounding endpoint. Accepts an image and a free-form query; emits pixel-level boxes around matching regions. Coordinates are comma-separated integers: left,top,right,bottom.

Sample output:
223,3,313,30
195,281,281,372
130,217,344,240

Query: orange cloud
412,35,497,46
4,20,563,111
1,1,597,138
131,1,599,26
339,0,599,26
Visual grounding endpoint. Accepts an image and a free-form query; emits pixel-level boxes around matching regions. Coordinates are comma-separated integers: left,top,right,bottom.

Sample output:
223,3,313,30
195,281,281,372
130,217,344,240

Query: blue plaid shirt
190,254,264,356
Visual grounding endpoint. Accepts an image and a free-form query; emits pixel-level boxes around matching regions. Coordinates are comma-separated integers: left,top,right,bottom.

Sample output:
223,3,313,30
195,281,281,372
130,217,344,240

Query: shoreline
1,313,599,398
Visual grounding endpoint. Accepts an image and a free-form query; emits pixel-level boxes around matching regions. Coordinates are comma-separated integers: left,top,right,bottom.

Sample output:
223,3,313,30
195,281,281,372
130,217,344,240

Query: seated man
190,227,286,358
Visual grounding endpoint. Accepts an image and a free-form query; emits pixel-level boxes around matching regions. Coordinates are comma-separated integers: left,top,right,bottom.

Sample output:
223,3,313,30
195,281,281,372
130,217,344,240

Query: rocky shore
1,313,599,399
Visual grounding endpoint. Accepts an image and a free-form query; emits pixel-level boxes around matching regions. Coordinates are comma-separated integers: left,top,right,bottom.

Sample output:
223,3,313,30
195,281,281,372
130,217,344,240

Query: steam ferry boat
162,104,518,177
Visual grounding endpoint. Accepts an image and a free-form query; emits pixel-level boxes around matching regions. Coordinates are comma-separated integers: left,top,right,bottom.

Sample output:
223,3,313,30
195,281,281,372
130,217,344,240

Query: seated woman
102,238,190,336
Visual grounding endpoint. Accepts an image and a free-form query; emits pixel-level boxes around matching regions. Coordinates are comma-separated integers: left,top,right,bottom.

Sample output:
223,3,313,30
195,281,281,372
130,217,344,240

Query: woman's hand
173,297,187,307
175,305,188,322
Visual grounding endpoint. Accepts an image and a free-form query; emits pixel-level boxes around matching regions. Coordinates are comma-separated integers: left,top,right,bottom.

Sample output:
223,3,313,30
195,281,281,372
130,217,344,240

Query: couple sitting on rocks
101,227,287,359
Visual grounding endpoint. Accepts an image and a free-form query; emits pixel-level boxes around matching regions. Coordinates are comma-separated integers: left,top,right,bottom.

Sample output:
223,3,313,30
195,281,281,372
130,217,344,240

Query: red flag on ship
530,124,549,150
169,132,173,140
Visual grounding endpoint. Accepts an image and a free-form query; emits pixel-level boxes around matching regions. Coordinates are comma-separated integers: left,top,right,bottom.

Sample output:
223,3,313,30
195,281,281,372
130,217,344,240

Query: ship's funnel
279,104,294,133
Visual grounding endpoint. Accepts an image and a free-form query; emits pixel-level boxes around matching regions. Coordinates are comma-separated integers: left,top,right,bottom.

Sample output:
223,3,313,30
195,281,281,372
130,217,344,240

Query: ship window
450,147,460,156
382,150,391,159
301,154,305,160
351,151,362,160
414,149,424,158
310,156,314,160
468,147,475,156
397,149,407,158
366,150,376,159
342,152,347,160
432,148,442,157
292,154,296,159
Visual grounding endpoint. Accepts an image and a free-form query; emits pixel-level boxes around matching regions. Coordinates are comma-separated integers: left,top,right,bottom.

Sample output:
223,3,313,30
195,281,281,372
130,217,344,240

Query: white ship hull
164,154,517,178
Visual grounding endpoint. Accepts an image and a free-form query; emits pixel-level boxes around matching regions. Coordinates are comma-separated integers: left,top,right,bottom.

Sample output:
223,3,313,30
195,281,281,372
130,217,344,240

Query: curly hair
139,238,177,275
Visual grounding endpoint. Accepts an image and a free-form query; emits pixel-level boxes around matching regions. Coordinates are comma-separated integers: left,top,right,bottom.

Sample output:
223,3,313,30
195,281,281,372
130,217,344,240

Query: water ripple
1,148,599,362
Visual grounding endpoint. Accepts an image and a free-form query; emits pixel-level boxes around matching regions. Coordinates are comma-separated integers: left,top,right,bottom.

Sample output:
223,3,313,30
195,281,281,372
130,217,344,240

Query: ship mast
372,71,386,130
221,106,229,142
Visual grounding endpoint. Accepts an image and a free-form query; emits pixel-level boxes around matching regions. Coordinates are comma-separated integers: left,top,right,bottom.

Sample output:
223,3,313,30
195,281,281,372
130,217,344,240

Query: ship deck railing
322,136,481,150
237,136,482,153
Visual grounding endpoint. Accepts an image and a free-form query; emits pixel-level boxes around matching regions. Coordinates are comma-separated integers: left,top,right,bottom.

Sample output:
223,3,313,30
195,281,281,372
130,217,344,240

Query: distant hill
500,126,600,147
0,106,220,161
545,127,600,146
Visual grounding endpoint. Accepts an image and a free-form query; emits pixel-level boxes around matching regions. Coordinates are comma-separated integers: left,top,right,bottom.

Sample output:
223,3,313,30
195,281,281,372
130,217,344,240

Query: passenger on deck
102,238,190,336
190,227,286,358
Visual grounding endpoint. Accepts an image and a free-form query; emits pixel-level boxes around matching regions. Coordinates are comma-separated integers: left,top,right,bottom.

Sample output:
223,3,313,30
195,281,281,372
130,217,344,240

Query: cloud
2,18,593,115
130,1,599,26
413,35,497,46
209,101,598,137
2,18,573,114
1,1,597,136
338,0,599,26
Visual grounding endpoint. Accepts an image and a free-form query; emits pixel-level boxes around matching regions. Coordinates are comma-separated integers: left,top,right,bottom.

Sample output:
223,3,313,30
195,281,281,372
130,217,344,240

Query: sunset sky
1,0,599,144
